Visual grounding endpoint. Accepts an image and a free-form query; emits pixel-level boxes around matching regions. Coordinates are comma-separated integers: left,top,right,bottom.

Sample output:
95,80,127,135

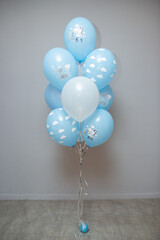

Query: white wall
0,0,160,200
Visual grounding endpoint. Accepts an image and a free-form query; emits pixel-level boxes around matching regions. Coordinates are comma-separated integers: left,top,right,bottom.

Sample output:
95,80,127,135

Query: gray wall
0,0,160,199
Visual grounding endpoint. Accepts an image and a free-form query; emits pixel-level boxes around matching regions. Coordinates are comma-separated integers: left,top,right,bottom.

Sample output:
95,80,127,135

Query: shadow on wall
94,23,102,49
47,84,122,195
49,138,118,196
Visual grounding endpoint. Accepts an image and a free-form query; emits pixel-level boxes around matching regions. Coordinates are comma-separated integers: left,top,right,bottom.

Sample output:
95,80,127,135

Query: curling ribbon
74,123,89,239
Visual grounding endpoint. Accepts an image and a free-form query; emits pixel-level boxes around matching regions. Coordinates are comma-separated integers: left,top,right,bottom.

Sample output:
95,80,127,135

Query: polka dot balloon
46,108,79,147
83,48,117,90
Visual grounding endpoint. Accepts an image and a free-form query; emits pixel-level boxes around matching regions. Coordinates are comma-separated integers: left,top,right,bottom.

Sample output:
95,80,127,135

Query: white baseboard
0,193,160,200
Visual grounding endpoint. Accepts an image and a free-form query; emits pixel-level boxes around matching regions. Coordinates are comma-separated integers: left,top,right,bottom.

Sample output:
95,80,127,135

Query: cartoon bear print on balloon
99,92,112,106
84,125,97,141
51,64,71,79
70,24,86,42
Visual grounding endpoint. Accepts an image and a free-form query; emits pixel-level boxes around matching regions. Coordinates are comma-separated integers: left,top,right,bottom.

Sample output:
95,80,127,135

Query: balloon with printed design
97,85,113,111
46,108,79,147
43,48,78,90
45,84,62,110
64,17,96,62
82,109,114,147
83,48,117,90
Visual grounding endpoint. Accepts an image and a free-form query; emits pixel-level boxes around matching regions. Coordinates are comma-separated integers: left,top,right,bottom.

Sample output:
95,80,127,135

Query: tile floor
0,199,160,240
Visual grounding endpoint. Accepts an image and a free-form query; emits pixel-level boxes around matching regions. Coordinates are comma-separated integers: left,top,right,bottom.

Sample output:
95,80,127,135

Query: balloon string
75,123,88,226
74,125,89,239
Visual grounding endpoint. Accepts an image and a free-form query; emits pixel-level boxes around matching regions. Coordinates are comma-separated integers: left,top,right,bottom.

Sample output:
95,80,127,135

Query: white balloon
61,76,99,122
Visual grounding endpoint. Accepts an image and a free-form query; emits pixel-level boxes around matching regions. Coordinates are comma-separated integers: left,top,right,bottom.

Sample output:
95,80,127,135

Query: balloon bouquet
43,17,116,238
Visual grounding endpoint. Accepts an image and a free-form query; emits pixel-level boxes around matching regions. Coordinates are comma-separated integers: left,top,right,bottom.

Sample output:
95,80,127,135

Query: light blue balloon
83,48,117,90
45,84,62,110
43,48,78,90
64,17,96,62
46,108,79,147
97,85,113,111
82,109,114,147
80,222,89,233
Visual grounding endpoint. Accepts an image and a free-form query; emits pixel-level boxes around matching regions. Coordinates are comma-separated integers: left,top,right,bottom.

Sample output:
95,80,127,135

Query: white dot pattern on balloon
53,121,58,125
65,116,70,120
91,125,95,128
47,124,49,128
108,95,112,100
98,57,106,62
86,69,91,73
72,121,76,125
49,112,53,116
90,77,96,82
50,131,53,135
96,117,100,122
89,63,95,68
97,74,103,78
113,60,116,64
110,74,114,78
59,108,63,110
100,57,107,62
100,67,107,72
59,141,64,143
59,129,64,133
99,48,105,51
72,128,76,132
60,135,66,139
90,56,96,59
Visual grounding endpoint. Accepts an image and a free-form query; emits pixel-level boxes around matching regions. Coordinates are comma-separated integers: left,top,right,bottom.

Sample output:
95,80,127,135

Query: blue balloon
97,85,113,111
45,84,62,110
83,48,117,90
82,109,114,147
64,17,96,62
43,48,78,90
80,222,89,233
46,108,79,147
